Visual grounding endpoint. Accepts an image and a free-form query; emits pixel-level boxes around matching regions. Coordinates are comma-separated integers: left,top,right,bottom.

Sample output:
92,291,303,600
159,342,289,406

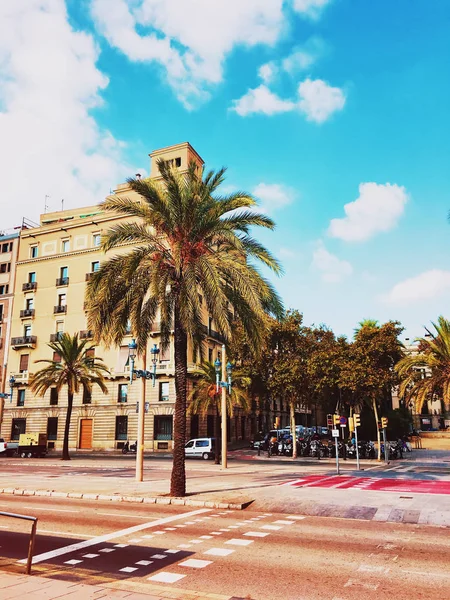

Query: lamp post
409,401,414,431
214,344,233,469
128,339,160,482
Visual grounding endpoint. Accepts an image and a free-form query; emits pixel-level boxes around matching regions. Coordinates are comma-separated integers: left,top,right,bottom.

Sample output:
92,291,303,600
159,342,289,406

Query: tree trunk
290,401,297,459
170,304,188,497
372,398,381,461
215,400,221,465
62,391,73,461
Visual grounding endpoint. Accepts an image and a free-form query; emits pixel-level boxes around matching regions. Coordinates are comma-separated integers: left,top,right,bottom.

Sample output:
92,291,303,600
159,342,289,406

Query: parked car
185,438,216,460
0,438,19,457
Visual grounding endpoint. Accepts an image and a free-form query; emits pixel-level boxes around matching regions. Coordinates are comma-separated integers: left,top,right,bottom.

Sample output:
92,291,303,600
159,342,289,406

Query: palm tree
396,316,450,415
188,361,251,464
86,160,282,496
30,333,109,460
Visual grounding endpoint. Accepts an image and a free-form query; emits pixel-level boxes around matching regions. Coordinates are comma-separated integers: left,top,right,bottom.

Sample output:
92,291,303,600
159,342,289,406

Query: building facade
2,143,252,451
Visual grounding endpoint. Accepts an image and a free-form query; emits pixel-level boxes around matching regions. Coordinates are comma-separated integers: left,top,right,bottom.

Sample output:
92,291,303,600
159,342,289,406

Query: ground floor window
154,415,173,440
115,416,128,440
190,414,199,439
11,418,26,440
207,414,215,438
47,417,58,441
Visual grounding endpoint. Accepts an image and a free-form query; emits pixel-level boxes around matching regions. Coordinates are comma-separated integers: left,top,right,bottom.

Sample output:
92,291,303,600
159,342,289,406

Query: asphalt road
1,495,449,600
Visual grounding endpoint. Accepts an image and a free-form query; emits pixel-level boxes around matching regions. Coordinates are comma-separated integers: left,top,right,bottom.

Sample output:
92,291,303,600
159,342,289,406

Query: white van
184,438,216,460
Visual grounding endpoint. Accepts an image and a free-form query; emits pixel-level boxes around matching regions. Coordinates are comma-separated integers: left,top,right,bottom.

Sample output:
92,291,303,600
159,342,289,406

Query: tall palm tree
30,333,109,460
396,316,450,415
86,160,283,496
188,361,251,464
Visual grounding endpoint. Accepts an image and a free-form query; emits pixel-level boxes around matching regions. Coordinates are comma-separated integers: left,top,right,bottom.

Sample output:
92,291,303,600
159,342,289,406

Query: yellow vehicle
18,433,48,458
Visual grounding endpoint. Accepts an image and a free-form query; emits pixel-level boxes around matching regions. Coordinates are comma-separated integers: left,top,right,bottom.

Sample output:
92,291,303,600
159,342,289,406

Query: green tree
396,316,450,415
188,361,251,464
86,160,282,496
30,333,109,460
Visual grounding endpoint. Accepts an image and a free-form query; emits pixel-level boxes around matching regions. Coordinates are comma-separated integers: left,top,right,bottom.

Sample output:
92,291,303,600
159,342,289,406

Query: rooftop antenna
44,194,50,213
61,198,64,212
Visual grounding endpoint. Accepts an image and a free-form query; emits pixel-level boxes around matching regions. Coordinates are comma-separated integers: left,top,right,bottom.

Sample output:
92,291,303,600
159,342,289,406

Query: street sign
339,416,347,427
332,428,339,438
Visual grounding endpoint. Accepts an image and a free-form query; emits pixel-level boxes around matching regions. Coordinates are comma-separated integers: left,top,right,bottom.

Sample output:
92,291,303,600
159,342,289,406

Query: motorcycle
122,440,137,454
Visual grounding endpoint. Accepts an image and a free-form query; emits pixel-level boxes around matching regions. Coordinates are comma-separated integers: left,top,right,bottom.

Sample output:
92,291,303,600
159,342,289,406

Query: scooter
122,440,137,454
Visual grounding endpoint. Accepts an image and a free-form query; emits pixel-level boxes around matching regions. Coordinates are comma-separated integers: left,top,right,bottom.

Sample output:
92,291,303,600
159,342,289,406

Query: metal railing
0,511,38,574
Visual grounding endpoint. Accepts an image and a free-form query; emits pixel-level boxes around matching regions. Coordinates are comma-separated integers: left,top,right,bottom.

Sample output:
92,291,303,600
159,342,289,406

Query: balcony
11,336,37,349
22,282,37,292
80,330,93,339
50,332,64,342
56,277,69,287
9,371,32,384
54,305,67,314
200,324,226,343
20,308,35,319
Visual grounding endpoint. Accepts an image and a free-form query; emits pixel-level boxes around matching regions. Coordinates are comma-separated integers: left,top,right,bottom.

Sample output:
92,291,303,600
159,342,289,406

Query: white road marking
64,559,82,565
164,549,180,554
204,548,234,557
148,572,185,583
401,569,450,579
357,564,390,574
0,525,10,529
128,538,142,543
98,512,155,519
164,527,176,531
38,530,96,538
120,566,138,573
180,559,212,569
136,560,153,566
210,532,222,536
178,544,192,548
82,554,99,559
228,525,239,529
189,540,203,544
225,539,254,546
142,535,154,539
21,508,211,565
273,520,295,525
151,554,167,559
344,579,379,590
244,532,269,538
261,525,281,531
115,544,128,548
200,535,213,539
99,548,115,553
154,531,166,535
174,525,186,528
219,528,229,532
21,507,78,513
288,516,306,520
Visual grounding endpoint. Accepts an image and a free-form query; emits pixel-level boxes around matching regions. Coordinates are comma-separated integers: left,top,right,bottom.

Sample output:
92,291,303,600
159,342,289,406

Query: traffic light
348,416,354,432
381,417,388,429
327,414,333,428
353,413,361,428
333,414,340,426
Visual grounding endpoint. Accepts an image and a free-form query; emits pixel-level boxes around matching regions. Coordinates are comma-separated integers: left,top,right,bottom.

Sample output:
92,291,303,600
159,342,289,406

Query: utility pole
221,345,227,469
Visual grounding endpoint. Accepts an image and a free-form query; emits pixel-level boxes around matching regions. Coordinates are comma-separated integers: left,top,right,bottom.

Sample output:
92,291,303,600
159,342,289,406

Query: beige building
1,142,246,452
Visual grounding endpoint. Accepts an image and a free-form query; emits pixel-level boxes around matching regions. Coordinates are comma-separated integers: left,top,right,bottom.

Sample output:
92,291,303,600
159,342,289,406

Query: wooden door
79,419,93,449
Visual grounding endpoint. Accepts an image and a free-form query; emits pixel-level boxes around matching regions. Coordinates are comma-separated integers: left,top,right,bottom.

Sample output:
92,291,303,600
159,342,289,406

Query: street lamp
215,345,233,469
128,339,159,482
409,401,414,431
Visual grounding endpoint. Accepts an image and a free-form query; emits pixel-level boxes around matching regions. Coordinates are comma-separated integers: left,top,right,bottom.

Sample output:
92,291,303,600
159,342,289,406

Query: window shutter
19,354,29,372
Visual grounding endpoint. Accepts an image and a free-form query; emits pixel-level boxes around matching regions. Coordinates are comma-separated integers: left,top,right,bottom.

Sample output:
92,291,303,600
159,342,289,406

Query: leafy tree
396,316,450,415
188,361,251,464
30,333,109,460
86,160,282,496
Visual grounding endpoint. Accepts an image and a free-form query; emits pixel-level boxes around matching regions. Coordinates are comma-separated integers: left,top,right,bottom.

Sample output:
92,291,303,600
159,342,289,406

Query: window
118,384,128,403
185,440,194,448
0,285,9,295
19,354,29,373
159,382,170,402
196,440,209,447
91,261,100,272
208,317,212,334
61,240,69,253
175,157,182,167
60,266,68,279
115,416,128,441
160,343,170,362
24,324,31,337
190,414,199,439
207,415,215,437
93,234,101,247
50,387,58,405
11,418,26,440
208,348,213,363
47,417,58,441
30,245,38,258
0,305,3,320
17,389,25,407
28,272,36,283
53,352,61,363
1,243,8,253
58,293,66,307
0,263,10,273
82,388,92,404
25,298,34,310
56,321,64,333
86,348,95,359
154,415,173,440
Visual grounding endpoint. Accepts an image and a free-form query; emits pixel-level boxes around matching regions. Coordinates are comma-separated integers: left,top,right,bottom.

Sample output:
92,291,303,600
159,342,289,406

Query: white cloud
293,0,333,20
278,247,296,259
258,62,277,84
328,183,409,242
231,85,295,117
381,270,450,305
312,242,353,283
253,183,296,213
298,78,346,123
0,0,128,230
282,36,326,74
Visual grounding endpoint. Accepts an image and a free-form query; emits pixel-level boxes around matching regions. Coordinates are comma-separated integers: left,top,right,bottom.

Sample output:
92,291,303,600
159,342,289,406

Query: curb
0,488,251,510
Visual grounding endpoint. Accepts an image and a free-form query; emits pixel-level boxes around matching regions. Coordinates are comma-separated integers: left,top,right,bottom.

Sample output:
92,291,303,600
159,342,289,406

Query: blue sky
1,1,450,338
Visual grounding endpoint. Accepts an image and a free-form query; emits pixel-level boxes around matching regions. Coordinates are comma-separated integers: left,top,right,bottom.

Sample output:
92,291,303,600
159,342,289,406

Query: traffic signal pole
382,427,389,464
354,424,360,470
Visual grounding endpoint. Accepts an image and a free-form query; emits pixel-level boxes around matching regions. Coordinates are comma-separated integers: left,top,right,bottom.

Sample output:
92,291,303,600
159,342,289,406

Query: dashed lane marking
273,520,295,525
120,566,138,573
203,548,235,557
64,559,82,565
82,554,99,559
225,539,254,547
151,554,167,560
136,560,153,566
148,572,186,584
179,559,212,569
261,525,281,531
243,532,269,538
20,507,211,565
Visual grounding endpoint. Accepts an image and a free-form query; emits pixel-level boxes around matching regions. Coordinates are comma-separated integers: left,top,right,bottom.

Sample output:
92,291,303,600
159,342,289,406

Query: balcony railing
20,309,35,319
200,324,226,343
9,371,32,383
54,305,67,314
50,332,64,342
11,336,37,348
22,282,37,292
56,277,69,286
80,330,93,339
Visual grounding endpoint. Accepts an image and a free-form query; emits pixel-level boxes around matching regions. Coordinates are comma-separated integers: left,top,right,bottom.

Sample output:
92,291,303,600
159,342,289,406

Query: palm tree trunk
290,401,297,459
372,397,381,461
62,391,73,461
170,305,188,497
215,399,221,465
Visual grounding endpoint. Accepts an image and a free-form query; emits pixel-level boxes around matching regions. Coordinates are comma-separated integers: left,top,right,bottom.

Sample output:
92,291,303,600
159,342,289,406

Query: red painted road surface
281,474,450,494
